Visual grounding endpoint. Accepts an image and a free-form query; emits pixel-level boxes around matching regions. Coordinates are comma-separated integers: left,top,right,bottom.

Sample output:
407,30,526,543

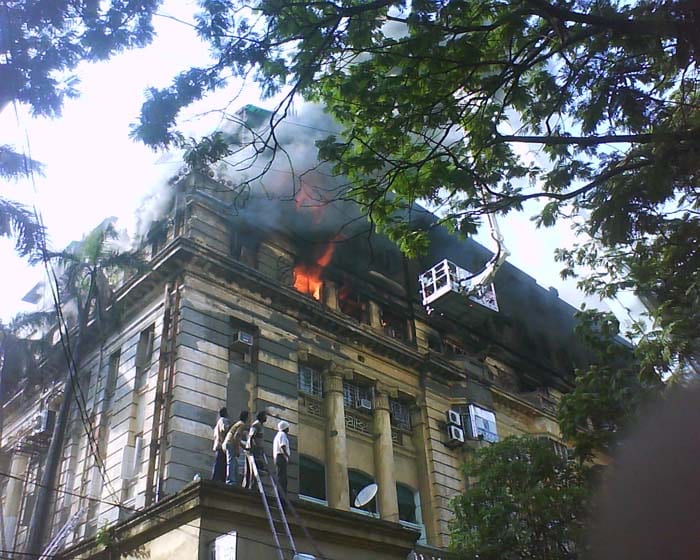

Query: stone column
373,389,399,521
368,301,383,330
324,281,339,311
411,398,440,544
3,449,29,548
324,369,350,510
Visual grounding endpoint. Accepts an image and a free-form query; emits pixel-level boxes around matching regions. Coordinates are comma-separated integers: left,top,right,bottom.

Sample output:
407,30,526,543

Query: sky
0,1,636,324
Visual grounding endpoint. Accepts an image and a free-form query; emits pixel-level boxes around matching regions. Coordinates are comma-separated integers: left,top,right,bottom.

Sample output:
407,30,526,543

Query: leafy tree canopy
1,0,161,256
450,436,591,560
134,0,699,378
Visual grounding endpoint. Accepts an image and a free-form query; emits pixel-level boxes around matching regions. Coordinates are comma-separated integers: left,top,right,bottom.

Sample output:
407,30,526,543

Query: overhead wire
0,469,344,560
8,93,124,529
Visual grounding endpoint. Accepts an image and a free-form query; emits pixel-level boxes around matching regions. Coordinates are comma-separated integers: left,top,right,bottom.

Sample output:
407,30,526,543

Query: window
343,382,372,411
396,483,418,524
299,365,323,397
299,456,326,502
390,399,411,431
229,320,256,364
543,437,570,461
348,470,376,514
338,285,369,324
380,307,408,341
443,336,466,356
135,324,155,390
460,404,499,443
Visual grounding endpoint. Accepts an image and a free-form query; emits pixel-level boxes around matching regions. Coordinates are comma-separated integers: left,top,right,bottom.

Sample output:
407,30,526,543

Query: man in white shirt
273,420,291,495
211,407,231,482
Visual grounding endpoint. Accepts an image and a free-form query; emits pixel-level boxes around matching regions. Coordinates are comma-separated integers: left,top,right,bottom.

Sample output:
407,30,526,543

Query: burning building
1,109,591,559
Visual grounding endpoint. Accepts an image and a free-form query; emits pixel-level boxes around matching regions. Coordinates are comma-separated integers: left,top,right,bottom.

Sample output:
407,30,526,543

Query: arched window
396,483,418,524
348,469,376,514
299,455,326,502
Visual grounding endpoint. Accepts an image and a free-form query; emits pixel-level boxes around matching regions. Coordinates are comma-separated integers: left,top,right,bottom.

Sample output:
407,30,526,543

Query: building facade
1,168,584,559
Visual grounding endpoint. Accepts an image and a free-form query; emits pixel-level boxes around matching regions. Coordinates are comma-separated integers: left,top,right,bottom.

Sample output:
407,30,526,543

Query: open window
338,284,370,324
380,306,408,342
348,469,376,515
396,483,418,524
134,324,154,391
299,455,327,504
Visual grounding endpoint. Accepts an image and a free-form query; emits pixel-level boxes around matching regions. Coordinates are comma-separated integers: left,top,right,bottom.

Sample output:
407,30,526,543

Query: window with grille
390,399,411,431
343,381,372,410
299,365,323,397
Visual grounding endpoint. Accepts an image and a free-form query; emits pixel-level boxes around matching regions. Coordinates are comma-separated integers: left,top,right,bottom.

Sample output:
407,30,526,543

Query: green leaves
450,436,590,560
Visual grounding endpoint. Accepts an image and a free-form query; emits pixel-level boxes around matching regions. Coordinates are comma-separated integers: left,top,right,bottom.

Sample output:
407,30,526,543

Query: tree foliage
134,0,699,376
450,436,590,560
557,309,662,459
1,0,160,257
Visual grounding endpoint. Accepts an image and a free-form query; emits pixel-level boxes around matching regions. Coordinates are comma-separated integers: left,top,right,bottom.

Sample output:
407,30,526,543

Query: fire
293,242,334,300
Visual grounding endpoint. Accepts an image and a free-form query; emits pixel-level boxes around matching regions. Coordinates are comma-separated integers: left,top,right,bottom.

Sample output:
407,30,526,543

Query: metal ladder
39,506,86,560
246,451,297,560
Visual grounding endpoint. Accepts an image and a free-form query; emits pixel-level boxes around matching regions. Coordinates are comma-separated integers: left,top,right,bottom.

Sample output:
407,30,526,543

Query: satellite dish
354,483,378,508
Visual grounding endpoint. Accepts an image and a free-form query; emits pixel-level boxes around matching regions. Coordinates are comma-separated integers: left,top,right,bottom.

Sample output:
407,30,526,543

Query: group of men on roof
211,407,290,494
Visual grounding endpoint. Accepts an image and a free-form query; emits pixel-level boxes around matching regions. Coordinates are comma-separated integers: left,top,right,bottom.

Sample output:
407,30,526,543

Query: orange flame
293,243,335,300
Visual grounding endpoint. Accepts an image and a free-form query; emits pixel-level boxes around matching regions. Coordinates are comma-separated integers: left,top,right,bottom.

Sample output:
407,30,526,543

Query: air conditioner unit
31,409,56,436
233,331,254,346
356,398,373,411
446,409,462,427
446,424,465,447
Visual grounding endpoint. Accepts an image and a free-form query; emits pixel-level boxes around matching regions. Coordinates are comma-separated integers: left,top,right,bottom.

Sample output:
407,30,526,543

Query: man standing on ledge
212,407,230,482
245,410,268,489
273,420,291,496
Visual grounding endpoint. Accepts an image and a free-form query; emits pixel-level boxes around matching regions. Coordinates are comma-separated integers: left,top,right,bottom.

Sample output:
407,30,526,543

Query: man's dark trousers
275,454,288,495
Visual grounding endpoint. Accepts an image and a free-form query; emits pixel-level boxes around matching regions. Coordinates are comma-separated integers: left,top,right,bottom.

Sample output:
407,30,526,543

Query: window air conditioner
31,409,56,436
356,398,373,411
233,331,254,346
446,409,462,427
446,424,465,447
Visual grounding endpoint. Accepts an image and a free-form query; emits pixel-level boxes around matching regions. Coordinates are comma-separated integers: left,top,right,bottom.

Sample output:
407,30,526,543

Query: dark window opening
348,469,376,514
299,456,326,501
396,483,417,524
380,307,408,342
338,285,370,324
390,399,412,431
148,222,168,259
135,324,155,391
230,227,258,267
443,337,466,356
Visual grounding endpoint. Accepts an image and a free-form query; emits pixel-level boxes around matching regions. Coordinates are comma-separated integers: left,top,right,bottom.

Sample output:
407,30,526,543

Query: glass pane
396,483,417,523
299,456,326,501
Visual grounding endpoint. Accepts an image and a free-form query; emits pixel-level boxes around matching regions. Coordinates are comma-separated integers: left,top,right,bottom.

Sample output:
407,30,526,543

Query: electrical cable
7,96,124,526
0,470,350,560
